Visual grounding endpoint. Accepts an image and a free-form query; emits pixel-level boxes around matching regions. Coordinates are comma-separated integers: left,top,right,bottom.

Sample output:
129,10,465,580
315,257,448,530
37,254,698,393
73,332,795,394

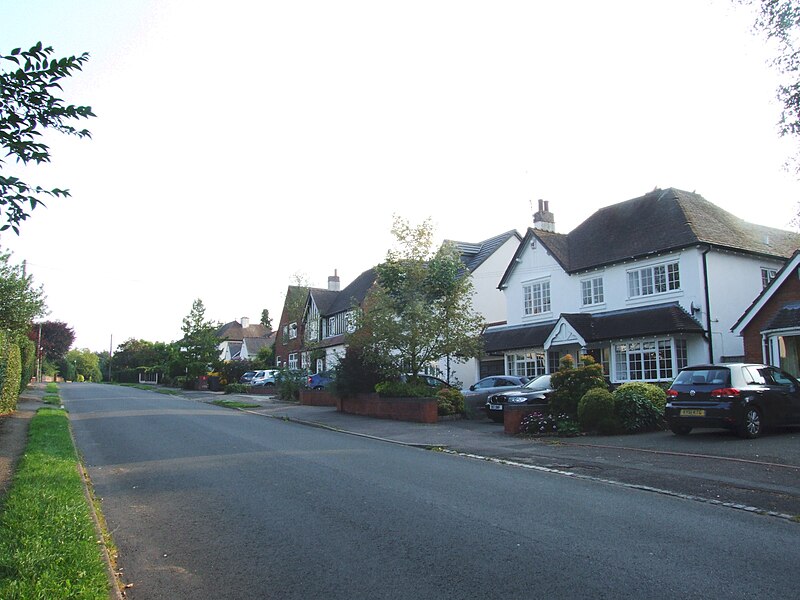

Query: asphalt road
64,384,800,599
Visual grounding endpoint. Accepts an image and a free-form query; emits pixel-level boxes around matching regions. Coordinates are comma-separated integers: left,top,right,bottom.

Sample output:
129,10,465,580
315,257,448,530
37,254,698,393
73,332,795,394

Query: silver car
463,375,530,414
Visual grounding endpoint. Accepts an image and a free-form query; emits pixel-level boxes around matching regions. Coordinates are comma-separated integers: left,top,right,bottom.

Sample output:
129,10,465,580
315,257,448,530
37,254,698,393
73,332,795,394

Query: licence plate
680,409,705,417
488,404,502,411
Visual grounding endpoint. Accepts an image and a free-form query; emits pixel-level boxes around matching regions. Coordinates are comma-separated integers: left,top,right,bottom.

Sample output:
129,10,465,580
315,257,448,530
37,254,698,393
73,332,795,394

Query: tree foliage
0,247,46,335
65,348,102,382
109,338,172,383
260,308,273,330
177,299,220,379
1,42,95,233
355,216,484,379
28,320,74,362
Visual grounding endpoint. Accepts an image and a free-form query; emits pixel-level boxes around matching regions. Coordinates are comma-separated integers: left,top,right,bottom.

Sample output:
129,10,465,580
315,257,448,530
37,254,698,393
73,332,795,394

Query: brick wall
337,393,438,423
741,274,800,363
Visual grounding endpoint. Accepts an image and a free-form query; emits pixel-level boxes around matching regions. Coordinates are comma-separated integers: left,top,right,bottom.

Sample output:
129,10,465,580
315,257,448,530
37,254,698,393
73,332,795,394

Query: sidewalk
190,390,800,520
0,384,45,499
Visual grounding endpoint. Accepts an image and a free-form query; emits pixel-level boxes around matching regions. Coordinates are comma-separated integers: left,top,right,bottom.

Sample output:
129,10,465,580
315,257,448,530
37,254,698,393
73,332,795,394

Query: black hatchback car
665,363,800,438
485,374,552,423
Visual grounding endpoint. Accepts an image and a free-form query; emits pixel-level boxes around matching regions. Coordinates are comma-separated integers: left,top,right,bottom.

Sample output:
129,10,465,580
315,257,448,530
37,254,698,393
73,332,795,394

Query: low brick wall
299,389,338,407
246,385,277,396
337,393,438,424
504,403,549,434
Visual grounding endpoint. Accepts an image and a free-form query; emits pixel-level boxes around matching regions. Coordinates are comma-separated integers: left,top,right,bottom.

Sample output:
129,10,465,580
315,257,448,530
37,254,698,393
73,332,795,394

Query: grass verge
116,382,183,396
212,399,261,409
0,408,111,599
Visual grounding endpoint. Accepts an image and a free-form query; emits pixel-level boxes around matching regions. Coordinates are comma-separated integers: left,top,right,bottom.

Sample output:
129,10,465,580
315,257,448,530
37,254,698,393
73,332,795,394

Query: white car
250,369,278,387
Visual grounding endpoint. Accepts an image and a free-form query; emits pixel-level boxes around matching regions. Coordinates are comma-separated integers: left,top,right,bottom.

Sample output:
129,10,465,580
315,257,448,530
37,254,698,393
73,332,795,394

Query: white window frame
581,276,604,306
612,338,688,382
627,261,680,299
522,279,551,317
761,267,777,289
289,322,298,340
506,351,546,378
288,353,298,369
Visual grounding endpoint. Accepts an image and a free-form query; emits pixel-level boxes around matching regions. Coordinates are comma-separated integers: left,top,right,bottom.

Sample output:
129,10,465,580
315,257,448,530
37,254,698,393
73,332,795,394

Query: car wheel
738,406,763,439
670,424,692,436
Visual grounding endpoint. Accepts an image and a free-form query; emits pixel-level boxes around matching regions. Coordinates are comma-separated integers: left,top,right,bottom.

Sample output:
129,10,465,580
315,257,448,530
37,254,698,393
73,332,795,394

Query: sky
2,0,799,353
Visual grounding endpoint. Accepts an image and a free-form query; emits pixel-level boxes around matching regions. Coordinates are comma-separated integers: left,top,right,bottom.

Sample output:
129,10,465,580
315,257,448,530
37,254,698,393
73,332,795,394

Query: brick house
733,250,800,376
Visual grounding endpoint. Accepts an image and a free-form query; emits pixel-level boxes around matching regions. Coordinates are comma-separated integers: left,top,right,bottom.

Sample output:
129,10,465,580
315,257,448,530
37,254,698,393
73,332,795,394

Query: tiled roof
530,188,800,274
764,302,800,331
731,249,800,333
242,336,270,354
449,230,521,273
327,268,377,315
483,322,557,353
482,303,703,352
216,320,269,341
561,303,704,342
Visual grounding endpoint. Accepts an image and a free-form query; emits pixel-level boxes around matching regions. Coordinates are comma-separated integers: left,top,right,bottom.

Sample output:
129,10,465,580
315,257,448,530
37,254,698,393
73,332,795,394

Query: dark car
239,371,256,384
308,371,335,390
665,363,800,438
485,374,552,423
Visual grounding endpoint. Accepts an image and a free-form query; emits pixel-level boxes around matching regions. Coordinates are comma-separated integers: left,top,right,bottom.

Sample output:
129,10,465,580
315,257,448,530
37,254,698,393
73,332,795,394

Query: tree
355,216,484,380
0,247,46,335
177,299,220,380
1,43,95,233
65,348,102,382
28,320,74,362
109,338,172,383
260,308,273,330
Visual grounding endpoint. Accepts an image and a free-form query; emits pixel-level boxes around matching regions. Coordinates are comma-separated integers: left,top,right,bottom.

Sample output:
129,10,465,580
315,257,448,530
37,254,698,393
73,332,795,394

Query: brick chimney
533,199,555,232
328,270,341,291
241,317,250,329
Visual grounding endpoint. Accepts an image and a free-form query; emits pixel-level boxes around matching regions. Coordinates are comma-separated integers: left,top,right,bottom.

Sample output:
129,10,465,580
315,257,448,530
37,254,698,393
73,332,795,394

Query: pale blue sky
2,0,799,351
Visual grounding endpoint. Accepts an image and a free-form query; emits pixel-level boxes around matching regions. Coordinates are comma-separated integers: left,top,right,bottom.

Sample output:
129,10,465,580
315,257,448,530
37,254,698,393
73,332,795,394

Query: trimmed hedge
577,387,615,432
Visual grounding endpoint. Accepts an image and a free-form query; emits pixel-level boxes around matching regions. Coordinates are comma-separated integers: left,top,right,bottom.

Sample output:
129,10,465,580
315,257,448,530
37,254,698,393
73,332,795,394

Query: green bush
577,387,615,432
0,335,21,414
275,368,305,401
615,381,667,412
224,383,249,394
613,382,665,433
548,354,607,417
332,347,390,397
375,380,431,398
436,387,465,416
596,416,622,435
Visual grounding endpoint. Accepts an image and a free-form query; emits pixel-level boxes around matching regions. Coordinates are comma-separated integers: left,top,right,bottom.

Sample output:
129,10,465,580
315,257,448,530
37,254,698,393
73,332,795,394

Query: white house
439,230,521,387
484,189,800,384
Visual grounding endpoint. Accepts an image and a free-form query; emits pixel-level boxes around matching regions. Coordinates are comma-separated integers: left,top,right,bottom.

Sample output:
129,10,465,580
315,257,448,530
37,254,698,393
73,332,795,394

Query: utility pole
108,334,113,382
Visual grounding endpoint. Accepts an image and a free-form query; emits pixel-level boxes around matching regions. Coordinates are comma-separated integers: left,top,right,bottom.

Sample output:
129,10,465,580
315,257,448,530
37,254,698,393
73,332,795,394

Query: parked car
485,374,553,423
308,371,335,389
665,363,800,438
250,369,278,387
464,375,530,403
239,371,256,385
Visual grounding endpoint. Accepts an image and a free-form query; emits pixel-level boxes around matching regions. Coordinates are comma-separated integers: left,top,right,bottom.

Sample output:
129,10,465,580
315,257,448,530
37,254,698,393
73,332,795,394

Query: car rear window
674,368,730,386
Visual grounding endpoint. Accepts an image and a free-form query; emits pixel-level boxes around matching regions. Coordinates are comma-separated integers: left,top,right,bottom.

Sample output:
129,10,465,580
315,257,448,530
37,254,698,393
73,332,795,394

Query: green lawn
0,408,111,599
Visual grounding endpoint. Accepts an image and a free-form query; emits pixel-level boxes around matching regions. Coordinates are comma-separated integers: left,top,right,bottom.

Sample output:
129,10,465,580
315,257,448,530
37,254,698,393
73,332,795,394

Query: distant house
302,269,377,373
217,317,270,361
275,286,319,369
484,189,800,384
732,250,800,377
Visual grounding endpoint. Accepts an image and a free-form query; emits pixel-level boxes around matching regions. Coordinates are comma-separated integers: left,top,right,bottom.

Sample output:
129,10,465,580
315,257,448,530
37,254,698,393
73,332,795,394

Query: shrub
613,382,665,433
548,354,607,417
577,387,615,432
0,335,21,414
518,412,579,435
596,416,622,435
615,382,667,413
332,346,390,397
436,387,465,416
224,383,249,394
275,368,305,401
375,380,431,398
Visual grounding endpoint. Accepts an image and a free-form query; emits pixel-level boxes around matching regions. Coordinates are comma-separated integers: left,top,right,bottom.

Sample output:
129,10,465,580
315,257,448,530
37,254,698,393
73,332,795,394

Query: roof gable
449,230,522,273
732,249,800,334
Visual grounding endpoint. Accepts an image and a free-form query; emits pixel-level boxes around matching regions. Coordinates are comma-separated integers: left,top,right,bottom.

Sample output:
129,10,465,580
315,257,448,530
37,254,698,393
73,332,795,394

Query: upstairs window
581,277,604,306
761,267,777,289
289,322,298,340
627,262,680,298
523,280,551,316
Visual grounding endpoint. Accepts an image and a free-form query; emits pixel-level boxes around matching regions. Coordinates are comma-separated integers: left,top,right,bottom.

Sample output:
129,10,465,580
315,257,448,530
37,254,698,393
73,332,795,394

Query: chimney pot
241,317,250,329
